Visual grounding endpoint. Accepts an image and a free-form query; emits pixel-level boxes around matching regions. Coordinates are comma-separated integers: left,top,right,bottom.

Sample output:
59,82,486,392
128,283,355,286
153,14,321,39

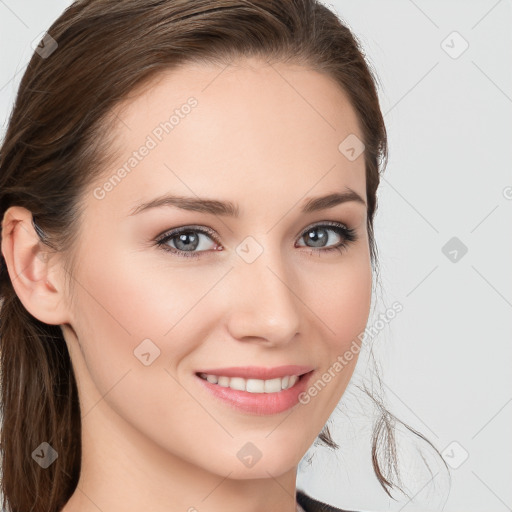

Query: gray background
1,1,511,511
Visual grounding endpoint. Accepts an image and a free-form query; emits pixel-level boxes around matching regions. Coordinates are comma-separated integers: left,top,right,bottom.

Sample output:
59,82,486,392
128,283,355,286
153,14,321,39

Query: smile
194,368,315,415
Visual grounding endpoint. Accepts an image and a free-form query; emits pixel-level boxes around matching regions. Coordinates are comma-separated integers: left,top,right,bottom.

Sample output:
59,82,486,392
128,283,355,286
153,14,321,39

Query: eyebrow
128,188,366,217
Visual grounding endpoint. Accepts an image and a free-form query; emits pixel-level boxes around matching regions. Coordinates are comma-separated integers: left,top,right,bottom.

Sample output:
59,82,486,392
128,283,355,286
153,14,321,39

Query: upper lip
195,365,314,380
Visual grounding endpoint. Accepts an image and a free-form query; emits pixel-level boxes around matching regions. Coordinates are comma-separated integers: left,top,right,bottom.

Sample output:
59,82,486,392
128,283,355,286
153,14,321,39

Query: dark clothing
297,490,357,512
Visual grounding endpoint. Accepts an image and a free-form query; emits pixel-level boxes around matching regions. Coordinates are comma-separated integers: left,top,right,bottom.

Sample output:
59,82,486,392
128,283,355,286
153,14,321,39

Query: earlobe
1,206,69,325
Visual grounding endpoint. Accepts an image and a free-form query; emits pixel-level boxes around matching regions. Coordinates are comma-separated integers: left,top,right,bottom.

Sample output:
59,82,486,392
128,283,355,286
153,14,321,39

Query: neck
62,397,300,512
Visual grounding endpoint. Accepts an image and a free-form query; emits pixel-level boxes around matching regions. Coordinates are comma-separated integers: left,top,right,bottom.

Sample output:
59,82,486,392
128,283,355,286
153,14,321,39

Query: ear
1,206,71,325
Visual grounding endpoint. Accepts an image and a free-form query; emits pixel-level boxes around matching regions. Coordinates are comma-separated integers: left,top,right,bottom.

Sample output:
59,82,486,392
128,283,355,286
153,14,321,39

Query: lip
194,365,314,380
194,368,315,415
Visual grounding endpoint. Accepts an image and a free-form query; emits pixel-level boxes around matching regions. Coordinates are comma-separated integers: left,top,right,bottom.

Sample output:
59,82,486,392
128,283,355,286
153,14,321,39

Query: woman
0,1,445,511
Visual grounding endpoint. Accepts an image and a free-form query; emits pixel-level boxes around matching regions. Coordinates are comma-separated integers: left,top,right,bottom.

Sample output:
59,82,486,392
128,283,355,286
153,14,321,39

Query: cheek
72,246,220,348
68,248,222,407
308,252,373,351
297,253,372,410
335,264,372,345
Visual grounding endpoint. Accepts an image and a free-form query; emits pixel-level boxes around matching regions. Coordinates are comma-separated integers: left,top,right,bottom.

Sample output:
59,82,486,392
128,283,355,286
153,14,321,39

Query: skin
1,57,372,512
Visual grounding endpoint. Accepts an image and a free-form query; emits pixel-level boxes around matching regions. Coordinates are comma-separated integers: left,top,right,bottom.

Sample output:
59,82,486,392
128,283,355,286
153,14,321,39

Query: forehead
90,57,366,218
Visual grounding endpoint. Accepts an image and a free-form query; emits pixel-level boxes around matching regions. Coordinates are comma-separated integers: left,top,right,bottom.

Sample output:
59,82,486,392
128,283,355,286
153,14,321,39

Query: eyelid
155,221,351,241
154,224,220,244
299,219,350,233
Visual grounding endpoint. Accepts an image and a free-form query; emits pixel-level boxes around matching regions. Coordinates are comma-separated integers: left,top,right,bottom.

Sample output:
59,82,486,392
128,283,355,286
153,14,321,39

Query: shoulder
296,489,359,512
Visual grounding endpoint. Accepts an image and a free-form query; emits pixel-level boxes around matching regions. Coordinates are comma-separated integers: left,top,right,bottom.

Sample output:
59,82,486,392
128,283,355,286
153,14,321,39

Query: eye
154,221,358,259
155,225,220,259
296,221,357,255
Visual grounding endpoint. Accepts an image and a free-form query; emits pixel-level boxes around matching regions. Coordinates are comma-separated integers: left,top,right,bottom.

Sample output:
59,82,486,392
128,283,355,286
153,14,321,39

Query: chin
211,440,304,480
223,459,297,480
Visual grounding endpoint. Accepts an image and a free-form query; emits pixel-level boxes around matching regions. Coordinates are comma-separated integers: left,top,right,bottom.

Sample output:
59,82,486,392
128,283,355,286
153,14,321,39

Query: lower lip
195,371,314,415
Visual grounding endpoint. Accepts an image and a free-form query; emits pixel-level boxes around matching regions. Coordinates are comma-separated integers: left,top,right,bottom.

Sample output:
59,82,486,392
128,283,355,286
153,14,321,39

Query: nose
225,246,302,347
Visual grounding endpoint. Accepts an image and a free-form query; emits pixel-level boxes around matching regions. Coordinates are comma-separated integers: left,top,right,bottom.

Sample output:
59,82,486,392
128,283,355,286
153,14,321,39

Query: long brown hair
0,1,448,510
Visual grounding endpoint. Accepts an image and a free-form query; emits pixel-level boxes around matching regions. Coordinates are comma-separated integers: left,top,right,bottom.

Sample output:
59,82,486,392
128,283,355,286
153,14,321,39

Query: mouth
194,368,315,415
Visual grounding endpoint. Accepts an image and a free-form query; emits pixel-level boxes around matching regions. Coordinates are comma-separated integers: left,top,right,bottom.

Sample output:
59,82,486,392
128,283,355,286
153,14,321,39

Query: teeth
198,373,299,393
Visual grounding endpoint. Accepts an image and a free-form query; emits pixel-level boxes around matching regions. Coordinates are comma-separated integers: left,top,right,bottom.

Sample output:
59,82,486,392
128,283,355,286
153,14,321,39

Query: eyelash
154,221,358,259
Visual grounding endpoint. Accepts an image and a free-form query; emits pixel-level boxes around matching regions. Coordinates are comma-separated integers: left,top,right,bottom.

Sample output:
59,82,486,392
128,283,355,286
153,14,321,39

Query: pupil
176,232,198,250
306,228,327,247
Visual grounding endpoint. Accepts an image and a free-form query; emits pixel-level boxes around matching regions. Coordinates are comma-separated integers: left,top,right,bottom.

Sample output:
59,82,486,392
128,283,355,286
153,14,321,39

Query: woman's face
63,57,372,479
